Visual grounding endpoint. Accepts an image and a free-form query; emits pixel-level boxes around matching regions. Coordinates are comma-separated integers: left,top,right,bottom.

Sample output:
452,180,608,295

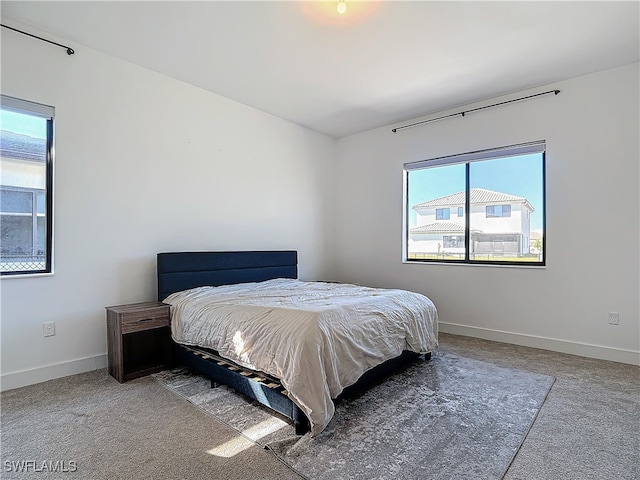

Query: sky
0,110,47,139
407,153,544,231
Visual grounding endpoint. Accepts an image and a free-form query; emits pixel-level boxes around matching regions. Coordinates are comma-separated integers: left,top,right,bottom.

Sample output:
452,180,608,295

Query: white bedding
164,278,438,435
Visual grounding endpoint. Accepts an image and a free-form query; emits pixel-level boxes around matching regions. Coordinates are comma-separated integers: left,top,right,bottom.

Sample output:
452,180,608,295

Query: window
486,205,511,218
404,141,545,266
436,208,450,220
443,235,465,248
1,95,54,275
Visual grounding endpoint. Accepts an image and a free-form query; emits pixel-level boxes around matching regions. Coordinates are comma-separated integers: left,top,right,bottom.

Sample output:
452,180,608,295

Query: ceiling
1,1,638,138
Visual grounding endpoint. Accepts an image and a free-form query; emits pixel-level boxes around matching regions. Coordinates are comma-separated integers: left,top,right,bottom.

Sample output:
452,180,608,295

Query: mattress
164,278,438,435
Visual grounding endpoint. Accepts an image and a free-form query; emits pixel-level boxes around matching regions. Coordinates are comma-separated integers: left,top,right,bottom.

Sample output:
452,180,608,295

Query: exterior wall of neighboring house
1,156,44,189
409,189,533,256
468,203,526,233
0,133,47,266
408,230,465,256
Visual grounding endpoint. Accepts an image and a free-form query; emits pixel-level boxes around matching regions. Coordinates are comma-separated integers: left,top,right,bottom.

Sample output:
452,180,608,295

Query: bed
157,250,438,436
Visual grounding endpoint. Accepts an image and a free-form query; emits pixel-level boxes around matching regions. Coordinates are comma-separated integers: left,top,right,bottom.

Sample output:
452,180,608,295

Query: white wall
332,63,640,365
0,22,336,389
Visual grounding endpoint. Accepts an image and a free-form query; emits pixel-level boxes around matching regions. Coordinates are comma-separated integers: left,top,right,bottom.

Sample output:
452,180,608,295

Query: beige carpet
440,334,640,480
0,369,301,480
2,333,638,480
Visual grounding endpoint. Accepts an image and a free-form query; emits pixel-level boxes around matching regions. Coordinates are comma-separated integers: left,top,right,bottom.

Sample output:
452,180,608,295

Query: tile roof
413,188,534,211
410,222,466,234
0,130,46,162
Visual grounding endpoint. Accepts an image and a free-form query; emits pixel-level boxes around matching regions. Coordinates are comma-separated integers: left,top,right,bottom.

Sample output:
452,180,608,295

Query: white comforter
164,278,438,435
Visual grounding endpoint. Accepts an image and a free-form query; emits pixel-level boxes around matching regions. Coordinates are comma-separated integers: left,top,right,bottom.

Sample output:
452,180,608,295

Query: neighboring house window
436,208,450,220
404,141,545,266
486,205,511,218
0,95,54,275
443,235,465,248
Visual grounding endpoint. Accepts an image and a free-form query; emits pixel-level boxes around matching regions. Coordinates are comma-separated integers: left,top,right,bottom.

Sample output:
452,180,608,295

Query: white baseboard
2,324,637,391
439,322,640,366
0,354,108,392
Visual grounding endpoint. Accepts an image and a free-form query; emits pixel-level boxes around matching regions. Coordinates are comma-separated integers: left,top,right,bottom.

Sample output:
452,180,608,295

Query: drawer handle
137,317,157,323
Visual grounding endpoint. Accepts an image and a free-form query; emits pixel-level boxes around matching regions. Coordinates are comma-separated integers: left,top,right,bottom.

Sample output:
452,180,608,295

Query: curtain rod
1,24,75,55
391,89,560,133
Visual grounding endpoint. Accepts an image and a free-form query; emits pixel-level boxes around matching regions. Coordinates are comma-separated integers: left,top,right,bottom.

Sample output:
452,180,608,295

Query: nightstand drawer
120,307,170,333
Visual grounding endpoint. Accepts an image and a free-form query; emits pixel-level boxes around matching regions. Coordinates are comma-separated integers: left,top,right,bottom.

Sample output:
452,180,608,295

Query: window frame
403,141,546,267
1,95,55,276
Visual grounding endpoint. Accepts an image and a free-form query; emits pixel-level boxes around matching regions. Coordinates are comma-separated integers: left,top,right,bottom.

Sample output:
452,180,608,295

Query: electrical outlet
43,321,56,337
608,312,619,325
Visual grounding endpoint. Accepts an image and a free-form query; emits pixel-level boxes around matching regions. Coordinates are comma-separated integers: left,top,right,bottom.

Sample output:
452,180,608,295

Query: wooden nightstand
106,301,172,383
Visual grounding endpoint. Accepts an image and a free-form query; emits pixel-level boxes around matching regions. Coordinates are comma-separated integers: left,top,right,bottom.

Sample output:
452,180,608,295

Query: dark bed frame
157,250,429,435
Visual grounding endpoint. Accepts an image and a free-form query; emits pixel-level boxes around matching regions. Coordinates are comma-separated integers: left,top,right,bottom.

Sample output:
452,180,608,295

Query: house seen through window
404,142,545,266
0,95,54,275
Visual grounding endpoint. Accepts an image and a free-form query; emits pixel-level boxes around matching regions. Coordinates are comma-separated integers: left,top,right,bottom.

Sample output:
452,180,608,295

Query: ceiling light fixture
337,0,347,15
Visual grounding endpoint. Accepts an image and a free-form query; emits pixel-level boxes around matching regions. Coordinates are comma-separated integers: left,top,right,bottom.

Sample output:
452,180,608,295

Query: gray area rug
154,351,554,480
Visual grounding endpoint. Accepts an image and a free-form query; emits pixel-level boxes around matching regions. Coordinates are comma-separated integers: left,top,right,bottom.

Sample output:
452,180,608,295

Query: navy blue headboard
157,251,298,301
